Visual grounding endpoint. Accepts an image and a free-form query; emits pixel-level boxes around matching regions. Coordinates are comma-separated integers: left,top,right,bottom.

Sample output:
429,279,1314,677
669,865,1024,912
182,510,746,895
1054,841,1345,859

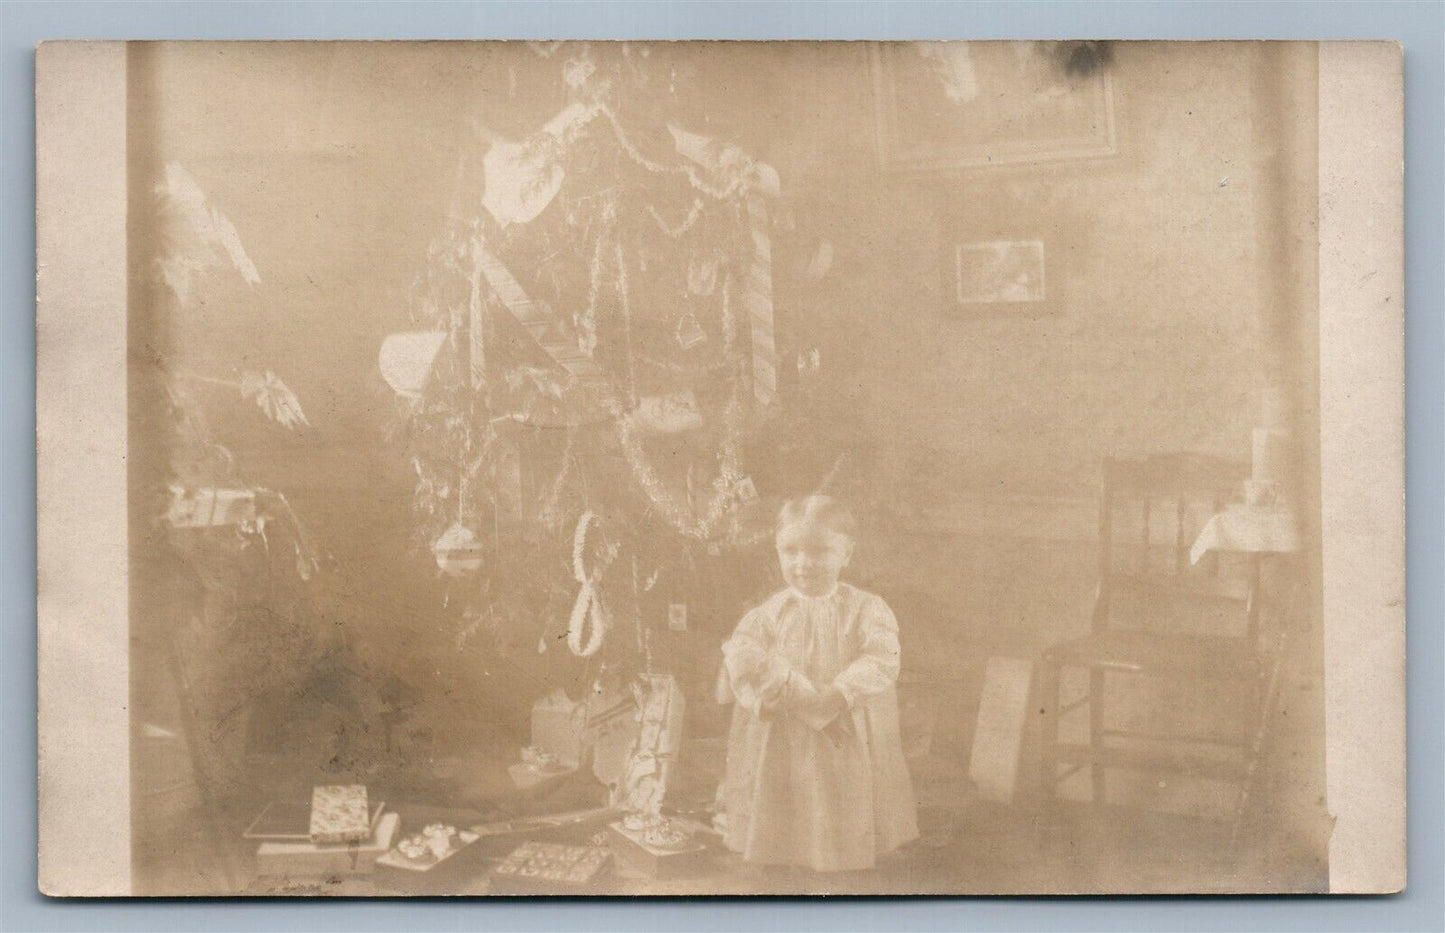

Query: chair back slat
1097,454,1250,639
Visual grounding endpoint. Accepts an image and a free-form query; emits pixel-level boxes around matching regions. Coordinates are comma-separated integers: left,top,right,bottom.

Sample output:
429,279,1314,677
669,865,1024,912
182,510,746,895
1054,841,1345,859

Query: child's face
775,521,853,597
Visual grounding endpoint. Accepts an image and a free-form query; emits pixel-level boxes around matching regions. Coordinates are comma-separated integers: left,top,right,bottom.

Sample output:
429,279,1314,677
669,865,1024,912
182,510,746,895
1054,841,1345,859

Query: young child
716,495,919,872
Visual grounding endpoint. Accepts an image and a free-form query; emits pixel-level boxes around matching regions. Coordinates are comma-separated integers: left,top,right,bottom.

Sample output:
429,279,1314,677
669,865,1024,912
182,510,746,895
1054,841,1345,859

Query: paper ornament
481,140,565,228
379,331,447,399
240,370,310,431
154,161,261,303
629,391,703,436
482,102,598,228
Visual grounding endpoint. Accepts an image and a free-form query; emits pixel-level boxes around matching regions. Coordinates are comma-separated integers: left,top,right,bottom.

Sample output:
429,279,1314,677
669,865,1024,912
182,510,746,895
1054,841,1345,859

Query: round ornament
433,522,484,577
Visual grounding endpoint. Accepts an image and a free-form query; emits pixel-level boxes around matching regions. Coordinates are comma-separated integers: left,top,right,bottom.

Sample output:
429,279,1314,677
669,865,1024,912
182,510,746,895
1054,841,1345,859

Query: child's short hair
776,495,857,539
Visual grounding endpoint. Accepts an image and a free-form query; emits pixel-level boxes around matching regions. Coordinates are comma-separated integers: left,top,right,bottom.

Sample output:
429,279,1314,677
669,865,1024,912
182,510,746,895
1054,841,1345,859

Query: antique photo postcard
36,40,1404,896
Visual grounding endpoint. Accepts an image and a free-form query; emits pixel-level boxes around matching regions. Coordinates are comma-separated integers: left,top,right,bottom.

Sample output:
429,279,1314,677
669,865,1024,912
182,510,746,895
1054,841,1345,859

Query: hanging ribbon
467,237,487,389
741,190,777,408
567,511,609,657
474,239,612,395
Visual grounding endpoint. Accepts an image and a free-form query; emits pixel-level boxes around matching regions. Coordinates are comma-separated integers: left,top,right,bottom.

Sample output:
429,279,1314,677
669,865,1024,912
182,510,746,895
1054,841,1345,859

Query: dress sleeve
831,596,903,709
721,606,794,717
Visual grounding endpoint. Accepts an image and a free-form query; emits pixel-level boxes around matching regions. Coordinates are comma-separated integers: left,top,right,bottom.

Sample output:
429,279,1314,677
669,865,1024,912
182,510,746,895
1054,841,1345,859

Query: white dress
718,583,919,871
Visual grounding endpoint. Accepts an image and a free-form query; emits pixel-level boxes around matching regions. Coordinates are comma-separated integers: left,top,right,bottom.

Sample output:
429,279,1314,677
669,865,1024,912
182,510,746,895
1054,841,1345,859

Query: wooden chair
1036,453,1286,847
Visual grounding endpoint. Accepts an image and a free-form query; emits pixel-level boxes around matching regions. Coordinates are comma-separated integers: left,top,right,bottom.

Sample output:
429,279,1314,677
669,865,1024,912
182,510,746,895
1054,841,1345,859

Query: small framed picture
945,236,1061,316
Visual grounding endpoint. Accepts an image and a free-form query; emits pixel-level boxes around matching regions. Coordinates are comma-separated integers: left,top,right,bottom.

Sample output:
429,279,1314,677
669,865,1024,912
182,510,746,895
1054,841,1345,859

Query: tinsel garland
535,427,577,530
648,199,703,239
605,245,752,543
598,103,739,202
579,224,607,356
602,179,774,544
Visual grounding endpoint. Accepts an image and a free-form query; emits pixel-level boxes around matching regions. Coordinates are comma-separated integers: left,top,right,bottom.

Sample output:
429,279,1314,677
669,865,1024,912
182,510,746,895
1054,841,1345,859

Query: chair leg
1089,668,1106,806
1231,655,1286,858
1038,655,1062,815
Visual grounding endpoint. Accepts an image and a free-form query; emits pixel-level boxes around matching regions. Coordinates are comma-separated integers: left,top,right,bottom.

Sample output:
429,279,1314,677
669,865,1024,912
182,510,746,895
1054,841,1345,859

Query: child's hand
800,686,850,737
817,687,849,723
822,710,854,747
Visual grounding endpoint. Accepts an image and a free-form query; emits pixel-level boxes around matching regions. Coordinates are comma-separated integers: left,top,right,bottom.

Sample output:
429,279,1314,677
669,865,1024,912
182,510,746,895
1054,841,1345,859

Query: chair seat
1043,630,1265,680
1051,741,1250,782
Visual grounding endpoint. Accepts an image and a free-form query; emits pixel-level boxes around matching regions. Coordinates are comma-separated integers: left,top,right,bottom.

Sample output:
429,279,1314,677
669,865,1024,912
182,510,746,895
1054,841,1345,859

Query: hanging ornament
675,308,707,350
686,252,719,297
433,522,484,578
629,390,703,435
803,239,835,282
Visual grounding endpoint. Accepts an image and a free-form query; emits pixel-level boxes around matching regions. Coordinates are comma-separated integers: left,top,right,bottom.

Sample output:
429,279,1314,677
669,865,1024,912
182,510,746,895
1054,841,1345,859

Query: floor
133,734,1326,896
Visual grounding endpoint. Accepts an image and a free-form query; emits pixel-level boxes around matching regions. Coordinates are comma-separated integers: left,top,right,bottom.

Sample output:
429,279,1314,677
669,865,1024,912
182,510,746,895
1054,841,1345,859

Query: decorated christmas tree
381,44,821,686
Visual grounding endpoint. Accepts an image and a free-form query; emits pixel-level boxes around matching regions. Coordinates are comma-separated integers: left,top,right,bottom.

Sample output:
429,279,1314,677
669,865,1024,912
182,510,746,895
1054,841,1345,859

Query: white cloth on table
1190,505,1301,564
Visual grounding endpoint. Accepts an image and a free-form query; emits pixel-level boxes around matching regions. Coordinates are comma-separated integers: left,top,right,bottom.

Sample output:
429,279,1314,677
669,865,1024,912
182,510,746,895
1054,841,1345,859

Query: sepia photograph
34,38,1405,897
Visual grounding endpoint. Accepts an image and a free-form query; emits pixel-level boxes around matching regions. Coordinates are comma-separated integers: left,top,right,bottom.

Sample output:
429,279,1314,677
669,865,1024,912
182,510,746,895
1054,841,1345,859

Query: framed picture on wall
945,236,1061,317
956,239,1046,303
871,41,1118,171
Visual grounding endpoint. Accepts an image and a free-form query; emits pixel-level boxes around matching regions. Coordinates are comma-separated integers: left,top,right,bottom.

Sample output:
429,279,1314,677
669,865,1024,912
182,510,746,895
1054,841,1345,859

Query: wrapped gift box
309,784,371,843
605,821,708,880
244,799,384,841
615,675,685,811
165,485,257,528
256,811,398,879
507,760,577,791
531,689,583,767
580,686,639,788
